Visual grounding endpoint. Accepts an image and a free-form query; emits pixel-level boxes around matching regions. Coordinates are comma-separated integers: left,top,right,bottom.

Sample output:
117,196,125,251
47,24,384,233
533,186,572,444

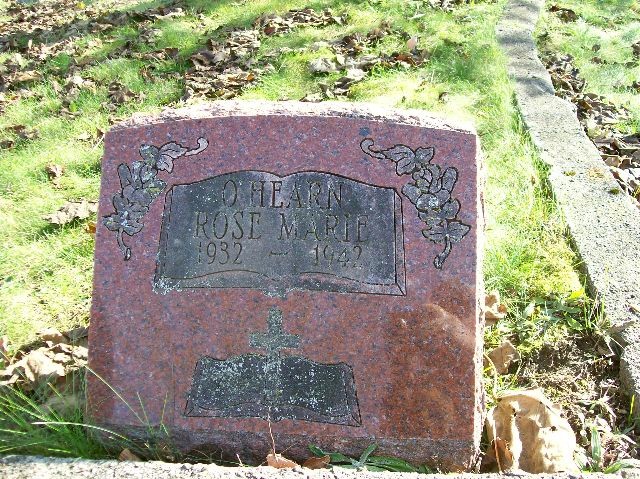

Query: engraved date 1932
197,240,243,266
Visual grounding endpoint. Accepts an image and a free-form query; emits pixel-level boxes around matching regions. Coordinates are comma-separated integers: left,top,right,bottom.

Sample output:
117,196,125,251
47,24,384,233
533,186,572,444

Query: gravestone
88,101,483,470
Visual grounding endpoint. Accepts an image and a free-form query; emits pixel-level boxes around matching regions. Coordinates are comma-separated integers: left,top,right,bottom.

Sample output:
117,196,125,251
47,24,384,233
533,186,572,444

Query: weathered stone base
100,423,478,472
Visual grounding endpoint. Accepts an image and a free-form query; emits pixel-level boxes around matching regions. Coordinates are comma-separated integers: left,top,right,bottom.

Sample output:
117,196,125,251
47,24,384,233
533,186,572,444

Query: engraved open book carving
185,308,361,426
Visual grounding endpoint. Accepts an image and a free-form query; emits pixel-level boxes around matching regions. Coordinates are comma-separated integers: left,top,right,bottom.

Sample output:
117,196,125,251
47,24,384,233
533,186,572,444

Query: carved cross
250,308,300,357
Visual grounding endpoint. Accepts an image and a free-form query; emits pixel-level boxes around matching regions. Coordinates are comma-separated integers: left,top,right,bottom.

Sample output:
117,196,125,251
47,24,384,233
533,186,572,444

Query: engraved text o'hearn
154,171,406,295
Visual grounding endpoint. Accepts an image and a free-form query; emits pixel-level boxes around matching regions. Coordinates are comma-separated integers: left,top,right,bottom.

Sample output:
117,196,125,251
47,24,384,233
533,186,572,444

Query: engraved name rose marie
102,138,209,260
360,138,470,269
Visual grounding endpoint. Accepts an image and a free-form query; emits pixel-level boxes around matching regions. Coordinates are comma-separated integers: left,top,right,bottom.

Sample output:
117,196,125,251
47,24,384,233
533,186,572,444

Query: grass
0,0,633,466
0,373,110,458
0,368,178,460
537,0,640,131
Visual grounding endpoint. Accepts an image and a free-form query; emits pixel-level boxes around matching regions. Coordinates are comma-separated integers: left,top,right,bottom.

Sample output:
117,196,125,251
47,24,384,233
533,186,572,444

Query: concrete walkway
0,455,627,479
496,0,640,414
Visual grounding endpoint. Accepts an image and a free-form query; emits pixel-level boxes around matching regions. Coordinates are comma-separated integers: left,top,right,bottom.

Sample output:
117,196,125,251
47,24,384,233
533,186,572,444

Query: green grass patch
539,0,640,131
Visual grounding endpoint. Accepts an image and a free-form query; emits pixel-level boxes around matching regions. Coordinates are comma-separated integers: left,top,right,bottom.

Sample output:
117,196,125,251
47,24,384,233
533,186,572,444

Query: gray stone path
0,455,622,479
496,0,640,414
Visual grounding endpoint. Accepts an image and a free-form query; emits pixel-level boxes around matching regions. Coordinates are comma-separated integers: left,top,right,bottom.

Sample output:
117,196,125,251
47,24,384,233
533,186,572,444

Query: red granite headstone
89,101,483,470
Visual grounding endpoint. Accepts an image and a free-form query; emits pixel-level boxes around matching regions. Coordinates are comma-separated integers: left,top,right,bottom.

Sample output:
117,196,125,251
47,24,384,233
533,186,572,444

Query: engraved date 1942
311,243,362,268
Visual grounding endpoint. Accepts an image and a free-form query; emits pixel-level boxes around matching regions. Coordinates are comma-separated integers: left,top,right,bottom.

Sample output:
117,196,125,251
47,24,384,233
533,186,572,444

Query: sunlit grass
538,0,640,131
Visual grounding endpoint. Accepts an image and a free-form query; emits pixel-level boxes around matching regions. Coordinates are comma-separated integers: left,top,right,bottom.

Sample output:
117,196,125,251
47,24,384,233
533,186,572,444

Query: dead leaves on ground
184,8,431,101
43,199,97,225
185,29,263,100
484,389,578,473
0,327,88,397
0,0,186,59
543,52,640,205
184,8,345,100
427,0,482,13
303,23,430,100
483,291,518,376
0,0,185,114
2,3,432,112
255,8,346,36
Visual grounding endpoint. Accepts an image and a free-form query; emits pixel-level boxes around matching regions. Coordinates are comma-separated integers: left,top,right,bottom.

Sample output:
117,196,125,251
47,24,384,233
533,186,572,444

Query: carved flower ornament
103,138,208,260
361,138,471,269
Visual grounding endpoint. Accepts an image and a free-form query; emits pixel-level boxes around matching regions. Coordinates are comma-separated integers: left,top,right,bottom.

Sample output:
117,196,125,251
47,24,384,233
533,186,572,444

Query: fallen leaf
45,164,64,188
309,57,338,74
0,139,15,150
85,221,97,235
43,200,98,225
71,345,88,361
481,437,514,472
549,5,577,22
25,348,66,387
267,453,298,468
13,70,42,84
64,326,89,343
486,389,578,473
484,290,507,326
8,124,39,140
108,81,137,106
118,448,142,462
487,340,520,374
38,328,66,345
303,455,330,469
0,335,8,356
